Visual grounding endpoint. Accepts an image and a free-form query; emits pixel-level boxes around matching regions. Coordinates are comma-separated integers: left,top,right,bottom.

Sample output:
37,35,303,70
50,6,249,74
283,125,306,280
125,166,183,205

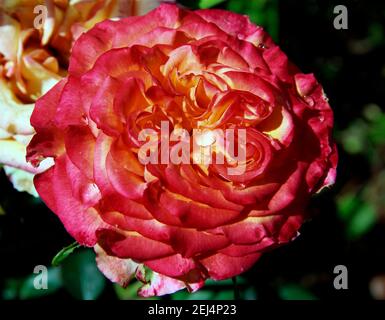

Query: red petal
100,211,171,243
219,239,275,257
54,76,87,128
89,76,124,136
99,193,152,220
64,126,96,180
158,189,241,229
93,133,116,196
200,252,261,280
97,229,174,261
30,79,66,130
223,71,278,104
196,8,261,40
144,254,204,281
69,3,180,76
34,155,107,246
106,149,146,200
169,228,229,258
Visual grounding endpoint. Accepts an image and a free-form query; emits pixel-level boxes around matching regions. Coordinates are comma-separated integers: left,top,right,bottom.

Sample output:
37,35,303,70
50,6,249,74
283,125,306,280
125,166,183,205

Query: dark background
1,0,385,300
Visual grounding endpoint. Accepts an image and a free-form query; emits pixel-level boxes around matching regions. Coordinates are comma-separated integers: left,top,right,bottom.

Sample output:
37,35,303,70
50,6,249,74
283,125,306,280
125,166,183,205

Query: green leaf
172,289,215,300
243,287,258,300
52,242,81,267
19,267,62,300
336,193,361,221
369,114,385,145
2,279,22,300
346,202,377,239
278,284,317,300
199,0,226,9
0,204,5,215
114,282,139,300
339,120,368,154
61,249,106,300
213,290,234,300
368,22,384,47
205,277,247,286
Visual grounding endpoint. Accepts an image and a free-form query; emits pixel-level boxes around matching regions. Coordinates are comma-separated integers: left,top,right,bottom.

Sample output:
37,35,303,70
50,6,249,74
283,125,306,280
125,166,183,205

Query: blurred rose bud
370,275,385,300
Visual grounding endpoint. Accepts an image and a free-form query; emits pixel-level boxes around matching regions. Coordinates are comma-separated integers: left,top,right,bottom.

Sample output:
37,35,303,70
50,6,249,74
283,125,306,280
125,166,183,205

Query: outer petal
195,8,263,41
138,272,203,298
94,244,139,287
69,3,181,76
3,165,38,197
97,229,174,261
200,252,261,280
34,155,107,246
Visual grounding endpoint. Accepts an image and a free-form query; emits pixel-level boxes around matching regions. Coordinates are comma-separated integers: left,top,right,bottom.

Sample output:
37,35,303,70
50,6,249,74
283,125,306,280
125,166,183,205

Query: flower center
195,130,216,147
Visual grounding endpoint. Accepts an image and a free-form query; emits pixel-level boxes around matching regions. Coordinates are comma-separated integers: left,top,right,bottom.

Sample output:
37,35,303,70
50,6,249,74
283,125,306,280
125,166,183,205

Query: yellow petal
0,13,20,61
0,139,54,173
0,78,34,135
3,165,38,197
41,0,56,45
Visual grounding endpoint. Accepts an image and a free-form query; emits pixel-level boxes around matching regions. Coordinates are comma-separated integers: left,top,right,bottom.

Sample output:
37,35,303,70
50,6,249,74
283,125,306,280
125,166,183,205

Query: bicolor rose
0,0,161,195
27,4,337,296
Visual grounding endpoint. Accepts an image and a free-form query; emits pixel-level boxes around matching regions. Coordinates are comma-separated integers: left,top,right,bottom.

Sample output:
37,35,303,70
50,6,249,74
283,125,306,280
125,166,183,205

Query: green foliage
61,249,106,300
199,0,226,9
278,284,318,300
2,279,22,300
52,242,81,267
2,249,106,300
339,104,385,158
367,22,384,49
171,277,253,300
19,267,62,299
337,193,377,239
242,287,258,300
114,282,160,300
2,268,62,300
337,103,385,239
171,289,234,300
346,203,377,239
339,119,368,154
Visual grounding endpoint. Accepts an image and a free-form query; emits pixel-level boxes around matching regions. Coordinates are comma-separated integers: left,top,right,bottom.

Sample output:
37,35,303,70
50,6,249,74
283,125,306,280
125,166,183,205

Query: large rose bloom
0,0,161,195
27,4,337,296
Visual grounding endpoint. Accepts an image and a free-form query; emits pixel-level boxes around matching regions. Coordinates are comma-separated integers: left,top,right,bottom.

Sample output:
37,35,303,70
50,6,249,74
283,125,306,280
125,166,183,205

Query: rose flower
27,4,337,296
0,0,161,195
